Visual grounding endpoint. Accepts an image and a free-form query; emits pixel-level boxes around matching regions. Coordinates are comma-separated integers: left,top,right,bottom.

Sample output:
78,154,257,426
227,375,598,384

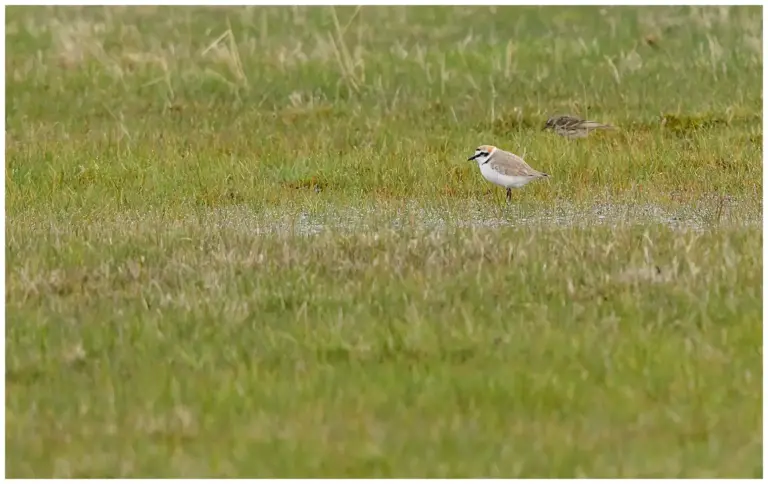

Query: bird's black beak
467,153,479,161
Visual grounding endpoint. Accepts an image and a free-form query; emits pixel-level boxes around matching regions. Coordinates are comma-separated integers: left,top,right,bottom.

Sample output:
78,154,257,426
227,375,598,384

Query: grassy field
5,6,763,478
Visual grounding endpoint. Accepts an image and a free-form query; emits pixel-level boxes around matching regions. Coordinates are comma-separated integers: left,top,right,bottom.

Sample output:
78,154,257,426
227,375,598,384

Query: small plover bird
467,145,549,203
543,114,615,139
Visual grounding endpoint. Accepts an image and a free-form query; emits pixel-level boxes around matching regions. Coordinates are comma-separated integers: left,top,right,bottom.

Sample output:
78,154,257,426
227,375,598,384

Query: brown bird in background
543,114,616,139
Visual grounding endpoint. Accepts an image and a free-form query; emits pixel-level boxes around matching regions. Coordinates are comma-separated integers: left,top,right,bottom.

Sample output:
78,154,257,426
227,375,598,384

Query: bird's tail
582,121,616,130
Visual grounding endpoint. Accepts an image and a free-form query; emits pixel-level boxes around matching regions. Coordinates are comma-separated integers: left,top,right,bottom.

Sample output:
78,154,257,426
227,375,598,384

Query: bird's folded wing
490,152,542,177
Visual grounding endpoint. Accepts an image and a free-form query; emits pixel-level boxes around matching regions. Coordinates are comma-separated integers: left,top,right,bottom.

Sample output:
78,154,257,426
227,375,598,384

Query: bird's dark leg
506,188,512,203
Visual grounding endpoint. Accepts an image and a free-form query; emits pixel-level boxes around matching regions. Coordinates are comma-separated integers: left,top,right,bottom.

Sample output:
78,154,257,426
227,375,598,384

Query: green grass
5,5,763,478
